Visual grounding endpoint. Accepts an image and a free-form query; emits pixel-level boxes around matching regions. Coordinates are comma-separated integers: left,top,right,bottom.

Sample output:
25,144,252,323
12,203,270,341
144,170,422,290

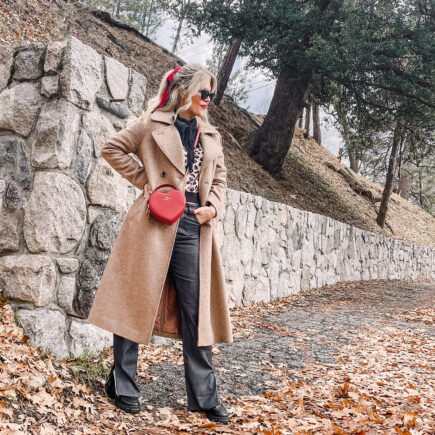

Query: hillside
1,0,434,249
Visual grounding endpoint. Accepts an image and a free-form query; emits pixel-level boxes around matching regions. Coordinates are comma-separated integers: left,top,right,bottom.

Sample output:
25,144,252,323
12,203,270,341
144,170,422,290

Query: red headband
158,66,183,108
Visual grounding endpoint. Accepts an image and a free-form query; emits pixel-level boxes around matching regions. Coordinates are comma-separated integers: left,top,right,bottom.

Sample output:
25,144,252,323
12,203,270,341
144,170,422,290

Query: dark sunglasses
199,89,215,101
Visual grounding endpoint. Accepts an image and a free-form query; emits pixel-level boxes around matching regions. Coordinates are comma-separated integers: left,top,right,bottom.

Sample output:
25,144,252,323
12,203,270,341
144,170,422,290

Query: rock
44,40,66,75
223,207,235,235
235,204,247,239
86,157,136,216
95,96,132,118
128,69,147,114
243,273,270,305
0,254,55,306
13,42,46,81
68,320,112,358
150,335,177,346
0,212,20,253
23,172,86,253
57,276,76,314
56,257,79,274
87,206,106,224
0,135,32,192
17,309,68,359
0,44,14,91
75,128,93,184
245,202,256,239
3,180,27,211
0,82,42,136
31,99,81,169
81,110,116,157
40,75,59,98
105,56,129,100
300,266,311,291
74,209,122,318
228,189,240,208
60,35,103,110
222,234,241,282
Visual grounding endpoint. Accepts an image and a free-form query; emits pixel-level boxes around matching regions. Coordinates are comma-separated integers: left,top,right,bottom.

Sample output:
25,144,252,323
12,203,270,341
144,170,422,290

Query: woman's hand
143,183,151,199
192,205,216,224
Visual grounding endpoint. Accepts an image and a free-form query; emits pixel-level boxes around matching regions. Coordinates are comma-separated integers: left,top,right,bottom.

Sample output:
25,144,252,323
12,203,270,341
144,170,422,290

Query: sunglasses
199,89,215,101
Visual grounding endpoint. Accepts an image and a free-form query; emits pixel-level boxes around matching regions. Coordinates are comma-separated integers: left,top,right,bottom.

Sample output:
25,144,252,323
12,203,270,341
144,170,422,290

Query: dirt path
138,279,434,433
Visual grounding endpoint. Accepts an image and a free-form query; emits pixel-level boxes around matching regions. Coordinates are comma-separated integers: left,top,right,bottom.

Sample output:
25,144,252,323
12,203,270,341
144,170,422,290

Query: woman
87,64,233,424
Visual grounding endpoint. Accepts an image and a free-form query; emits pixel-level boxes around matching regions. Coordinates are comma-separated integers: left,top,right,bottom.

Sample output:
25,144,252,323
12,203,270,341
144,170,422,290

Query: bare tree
214,37,243,105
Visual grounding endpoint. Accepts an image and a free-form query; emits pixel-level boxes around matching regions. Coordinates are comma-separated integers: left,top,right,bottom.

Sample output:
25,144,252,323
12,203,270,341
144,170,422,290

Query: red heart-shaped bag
148,184,186,225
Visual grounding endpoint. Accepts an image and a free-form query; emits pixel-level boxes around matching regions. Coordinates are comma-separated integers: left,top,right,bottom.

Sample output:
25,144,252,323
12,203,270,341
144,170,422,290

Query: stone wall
218,190,434,308
0,36,433,360
0,35,147,359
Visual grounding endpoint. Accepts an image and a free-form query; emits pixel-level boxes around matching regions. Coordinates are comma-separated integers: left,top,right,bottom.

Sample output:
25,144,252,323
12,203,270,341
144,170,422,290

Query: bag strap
184,124,201,176
194,124,201,149
151,184,178,193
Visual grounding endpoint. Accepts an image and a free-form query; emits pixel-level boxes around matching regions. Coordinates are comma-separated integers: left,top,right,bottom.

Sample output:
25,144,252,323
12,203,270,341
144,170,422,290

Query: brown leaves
0,0,62,45
336,382,350,399
1,280,434,433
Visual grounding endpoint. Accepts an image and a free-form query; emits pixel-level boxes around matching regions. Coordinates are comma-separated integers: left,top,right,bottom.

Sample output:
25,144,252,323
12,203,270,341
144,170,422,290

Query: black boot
105,365,141,414
192,402,229,424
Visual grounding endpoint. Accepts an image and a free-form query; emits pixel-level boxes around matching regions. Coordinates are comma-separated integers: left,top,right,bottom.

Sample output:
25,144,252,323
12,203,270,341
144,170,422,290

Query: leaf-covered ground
1,279,434,434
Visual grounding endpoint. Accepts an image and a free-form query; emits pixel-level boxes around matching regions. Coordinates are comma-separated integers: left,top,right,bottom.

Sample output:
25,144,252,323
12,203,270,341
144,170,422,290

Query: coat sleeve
206,135,227,220
100,118,148,190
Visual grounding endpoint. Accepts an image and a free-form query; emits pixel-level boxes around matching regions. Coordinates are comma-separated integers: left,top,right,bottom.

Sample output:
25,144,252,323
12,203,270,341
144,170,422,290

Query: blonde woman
87,64,233,424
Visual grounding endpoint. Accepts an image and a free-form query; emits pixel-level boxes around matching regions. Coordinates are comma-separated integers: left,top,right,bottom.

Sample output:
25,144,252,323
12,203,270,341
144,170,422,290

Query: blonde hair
137,63,217,125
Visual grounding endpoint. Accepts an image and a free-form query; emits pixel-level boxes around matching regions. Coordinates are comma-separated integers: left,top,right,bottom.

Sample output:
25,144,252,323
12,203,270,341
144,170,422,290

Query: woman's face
178,78,212,118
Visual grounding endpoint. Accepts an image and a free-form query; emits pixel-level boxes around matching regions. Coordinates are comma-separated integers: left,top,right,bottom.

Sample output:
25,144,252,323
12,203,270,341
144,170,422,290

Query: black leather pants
112,191,220,411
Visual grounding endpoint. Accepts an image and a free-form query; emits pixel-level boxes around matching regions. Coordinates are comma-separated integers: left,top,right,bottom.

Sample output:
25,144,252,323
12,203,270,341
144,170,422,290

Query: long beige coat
87,109,233,347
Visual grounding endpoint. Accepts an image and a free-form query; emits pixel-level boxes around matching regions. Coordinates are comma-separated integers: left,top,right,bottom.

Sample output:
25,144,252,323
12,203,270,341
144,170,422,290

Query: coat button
161,171,166,177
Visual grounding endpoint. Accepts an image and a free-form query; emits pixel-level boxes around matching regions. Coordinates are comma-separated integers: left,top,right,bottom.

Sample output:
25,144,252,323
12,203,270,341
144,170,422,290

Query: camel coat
87,109,233,347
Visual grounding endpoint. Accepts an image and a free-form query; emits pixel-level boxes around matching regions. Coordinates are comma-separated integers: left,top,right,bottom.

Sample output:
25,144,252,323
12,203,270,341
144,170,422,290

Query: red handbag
146,124,201,225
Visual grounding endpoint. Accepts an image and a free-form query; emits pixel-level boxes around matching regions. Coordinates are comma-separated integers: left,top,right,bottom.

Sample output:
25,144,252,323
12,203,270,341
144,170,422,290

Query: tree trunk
214,37,242,106
304,102,311,137
172,16,184,53
248,63,311,177
376,120,404,227
397,141,412,200
114,0,121,18
398,162,413,200
312,100,321,144
348,151,359,173
139,2,147,34
297,112,303,128
335,94,359,174
144,0,155,37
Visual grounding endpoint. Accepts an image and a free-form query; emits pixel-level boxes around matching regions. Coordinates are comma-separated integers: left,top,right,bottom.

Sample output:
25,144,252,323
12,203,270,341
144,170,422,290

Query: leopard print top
183,139,204,192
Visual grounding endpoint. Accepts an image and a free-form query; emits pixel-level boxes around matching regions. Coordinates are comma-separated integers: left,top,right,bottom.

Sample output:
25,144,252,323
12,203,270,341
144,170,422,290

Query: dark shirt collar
174,114,197,127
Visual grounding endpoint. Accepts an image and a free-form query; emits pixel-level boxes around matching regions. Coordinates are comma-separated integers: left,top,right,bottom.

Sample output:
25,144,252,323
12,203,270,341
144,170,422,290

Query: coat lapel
150,110,220,176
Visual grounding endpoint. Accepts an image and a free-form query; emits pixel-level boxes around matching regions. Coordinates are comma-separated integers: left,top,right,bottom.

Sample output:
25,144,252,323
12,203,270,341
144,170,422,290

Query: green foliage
13,311,20,327
80,0,434,208
72,350,107,384
7,61,15,87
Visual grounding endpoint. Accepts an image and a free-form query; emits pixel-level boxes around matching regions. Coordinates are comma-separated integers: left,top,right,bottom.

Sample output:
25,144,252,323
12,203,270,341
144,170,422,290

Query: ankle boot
105,365,141,414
